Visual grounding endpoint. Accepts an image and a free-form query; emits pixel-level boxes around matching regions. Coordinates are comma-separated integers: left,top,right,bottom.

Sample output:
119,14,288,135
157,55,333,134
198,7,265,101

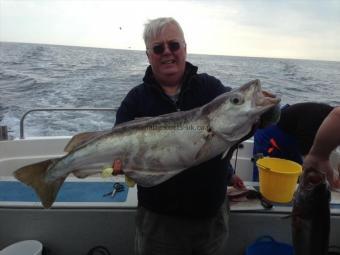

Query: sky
1,0,340,61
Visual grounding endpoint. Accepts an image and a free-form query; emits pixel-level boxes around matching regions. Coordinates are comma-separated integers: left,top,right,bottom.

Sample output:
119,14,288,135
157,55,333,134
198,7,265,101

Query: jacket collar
143,62,198,91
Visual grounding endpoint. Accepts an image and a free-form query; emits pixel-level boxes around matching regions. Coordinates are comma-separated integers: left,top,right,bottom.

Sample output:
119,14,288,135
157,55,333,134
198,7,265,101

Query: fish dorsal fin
64,130,111,152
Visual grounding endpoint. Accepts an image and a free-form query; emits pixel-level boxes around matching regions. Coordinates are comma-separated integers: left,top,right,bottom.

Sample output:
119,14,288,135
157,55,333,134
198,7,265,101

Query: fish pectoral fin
211,131,232,159
213,130,230,143
195,130,229,160
14,159,65,208
194,130,217,161
195,139,212,161
64,130,111,152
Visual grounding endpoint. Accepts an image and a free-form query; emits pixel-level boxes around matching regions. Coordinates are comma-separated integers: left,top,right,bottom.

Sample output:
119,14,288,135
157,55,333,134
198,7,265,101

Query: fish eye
230,94,244,105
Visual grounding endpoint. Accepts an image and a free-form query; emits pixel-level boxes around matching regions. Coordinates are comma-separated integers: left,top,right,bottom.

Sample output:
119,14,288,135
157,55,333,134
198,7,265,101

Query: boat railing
19,108,116,139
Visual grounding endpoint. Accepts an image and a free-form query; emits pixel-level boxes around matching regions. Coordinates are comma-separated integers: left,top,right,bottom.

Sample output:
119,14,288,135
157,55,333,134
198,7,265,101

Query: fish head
293,167,330,215
209,79,281,142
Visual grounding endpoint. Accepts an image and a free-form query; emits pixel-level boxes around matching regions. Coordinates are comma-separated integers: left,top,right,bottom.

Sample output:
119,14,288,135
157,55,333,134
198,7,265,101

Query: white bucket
0,240,43,255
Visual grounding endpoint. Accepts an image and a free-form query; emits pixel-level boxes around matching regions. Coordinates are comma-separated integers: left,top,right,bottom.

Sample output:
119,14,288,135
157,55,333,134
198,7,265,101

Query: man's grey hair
143,17,185,48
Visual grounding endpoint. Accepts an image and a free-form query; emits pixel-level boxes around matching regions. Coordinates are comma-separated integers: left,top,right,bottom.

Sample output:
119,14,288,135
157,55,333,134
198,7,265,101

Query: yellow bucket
256,157,302,203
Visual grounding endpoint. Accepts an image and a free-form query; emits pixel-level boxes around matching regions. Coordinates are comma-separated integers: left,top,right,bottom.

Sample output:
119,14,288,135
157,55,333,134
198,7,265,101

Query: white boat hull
1,137,340,254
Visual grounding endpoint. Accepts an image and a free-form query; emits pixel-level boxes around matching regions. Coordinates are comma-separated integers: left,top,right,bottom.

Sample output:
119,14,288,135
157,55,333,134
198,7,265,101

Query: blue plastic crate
246,236,294,255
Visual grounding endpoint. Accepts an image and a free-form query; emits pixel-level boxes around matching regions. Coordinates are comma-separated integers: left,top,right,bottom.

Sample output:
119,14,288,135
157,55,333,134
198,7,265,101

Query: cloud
1,0,339,61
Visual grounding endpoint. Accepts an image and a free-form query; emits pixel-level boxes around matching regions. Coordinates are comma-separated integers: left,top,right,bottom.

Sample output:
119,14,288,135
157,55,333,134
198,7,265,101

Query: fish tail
14,159,65,208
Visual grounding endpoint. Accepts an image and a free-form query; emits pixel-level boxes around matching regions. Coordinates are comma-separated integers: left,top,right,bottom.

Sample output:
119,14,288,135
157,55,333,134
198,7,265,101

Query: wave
1,42,339,138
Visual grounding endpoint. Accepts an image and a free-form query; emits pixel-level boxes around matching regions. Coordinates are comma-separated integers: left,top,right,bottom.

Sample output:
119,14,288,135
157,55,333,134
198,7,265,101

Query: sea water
1,42,339,138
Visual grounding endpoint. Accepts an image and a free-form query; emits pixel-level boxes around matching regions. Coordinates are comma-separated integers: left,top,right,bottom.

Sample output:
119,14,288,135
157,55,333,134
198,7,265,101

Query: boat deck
0,177,136,208
1,137,340,254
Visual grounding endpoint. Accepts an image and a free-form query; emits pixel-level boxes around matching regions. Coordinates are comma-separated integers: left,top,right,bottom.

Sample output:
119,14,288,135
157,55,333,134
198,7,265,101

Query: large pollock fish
14,79,280,208
292,168,331,255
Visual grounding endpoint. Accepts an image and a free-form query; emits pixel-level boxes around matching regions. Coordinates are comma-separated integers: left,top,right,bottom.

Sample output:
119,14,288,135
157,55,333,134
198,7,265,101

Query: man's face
146,23,187,85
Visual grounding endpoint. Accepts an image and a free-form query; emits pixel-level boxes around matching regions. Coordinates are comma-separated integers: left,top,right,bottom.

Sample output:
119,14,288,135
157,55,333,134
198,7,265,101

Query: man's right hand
112,159,123,175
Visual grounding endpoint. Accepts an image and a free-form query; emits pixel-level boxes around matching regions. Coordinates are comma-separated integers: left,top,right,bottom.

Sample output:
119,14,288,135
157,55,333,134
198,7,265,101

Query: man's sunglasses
149,41,184,55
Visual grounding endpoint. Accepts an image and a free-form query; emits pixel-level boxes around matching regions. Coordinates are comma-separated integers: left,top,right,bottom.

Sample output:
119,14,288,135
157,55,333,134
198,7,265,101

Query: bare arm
303,107,340,187
308,107,340,159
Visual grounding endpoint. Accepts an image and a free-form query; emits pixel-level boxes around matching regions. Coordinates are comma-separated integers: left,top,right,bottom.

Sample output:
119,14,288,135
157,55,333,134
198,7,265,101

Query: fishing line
233,145,239,173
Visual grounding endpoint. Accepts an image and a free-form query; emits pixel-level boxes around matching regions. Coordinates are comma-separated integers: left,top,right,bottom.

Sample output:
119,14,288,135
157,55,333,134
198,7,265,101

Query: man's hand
112,159,123,175
101,159,123,178
302,154,340,190
113,159,136,187
230,174,246,190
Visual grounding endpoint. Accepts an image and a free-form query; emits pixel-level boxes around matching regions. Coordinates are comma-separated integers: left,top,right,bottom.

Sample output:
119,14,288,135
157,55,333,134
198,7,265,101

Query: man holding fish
302,107,340,183
114,17,275,255
14,17,280,255
292,107,340,255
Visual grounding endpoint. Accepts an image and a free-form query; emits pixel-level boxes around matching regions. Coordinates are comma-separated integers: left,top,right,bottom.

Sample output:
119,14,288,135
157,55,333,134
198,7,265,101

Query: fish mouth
300,167,327,190
249,80,281,128
253,81,280,109
238,79,280,109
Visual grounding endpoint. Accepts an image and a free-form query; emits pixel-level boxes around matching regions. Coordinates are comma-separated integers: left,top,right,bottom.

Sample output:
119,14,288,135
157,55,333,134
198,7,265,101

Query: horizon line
1,40,339,63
